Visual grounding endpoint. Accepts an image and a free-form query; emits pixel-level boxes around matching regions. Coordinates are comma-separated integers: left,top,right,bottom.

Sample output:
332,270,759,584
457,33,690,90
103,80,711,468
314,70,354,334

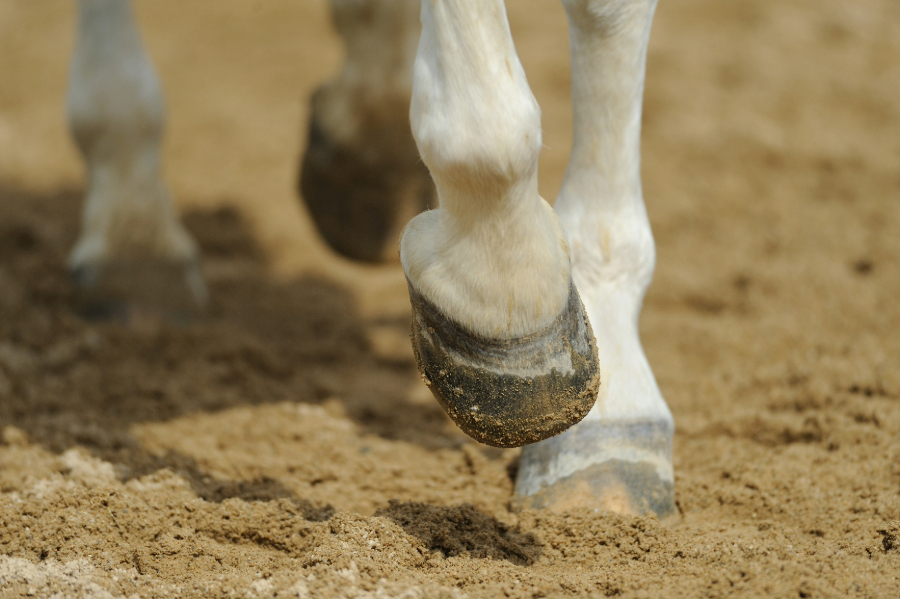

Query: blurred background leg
68,0,204,321
299,0,435,263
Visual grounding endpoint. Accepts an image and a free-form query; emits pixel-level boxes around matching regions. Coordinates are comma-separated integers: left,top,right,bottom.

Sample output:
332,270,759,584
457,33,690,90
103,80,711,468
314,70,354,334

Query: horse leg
515,0,675,518
68,0,204,320
401,0,599,448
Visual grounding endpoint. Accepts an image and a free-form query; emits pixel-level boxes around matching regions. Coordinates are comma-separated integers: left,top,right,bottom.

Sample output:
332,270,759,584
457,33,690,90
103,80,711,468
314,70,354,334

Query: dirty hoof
299,90,435,263
71,257,206,323
513,418,676,519
407,281,600,448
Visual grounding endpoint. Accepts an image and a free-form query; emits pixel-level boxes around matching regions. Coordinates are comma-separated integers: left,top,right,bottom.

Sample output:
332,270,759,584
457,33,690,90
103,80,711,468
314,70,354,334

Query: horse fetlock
412,0,541,194
567,214,656,297
561,0,658,37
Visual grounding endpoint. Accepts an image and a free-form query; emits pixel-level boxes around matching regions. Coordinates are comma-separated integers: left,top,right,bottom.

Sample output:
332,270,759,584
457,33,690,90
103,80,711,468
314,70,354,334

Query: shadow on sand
0,183,471,506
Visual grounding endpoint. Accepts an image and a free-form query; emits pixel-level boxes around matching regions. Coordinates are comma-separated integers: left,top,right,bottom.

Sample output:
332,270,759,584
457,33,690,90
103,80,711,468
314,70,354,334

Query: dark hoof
71,258,205,323
299,89,435,263
408,281,600,448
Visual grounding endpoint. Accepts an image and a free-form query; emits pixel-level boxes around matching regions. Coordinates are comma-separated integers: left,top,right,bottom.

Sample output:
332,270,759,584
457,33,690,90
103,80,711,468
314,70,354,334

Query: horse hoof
70,257,206,323
513,418,676,519
407,280,600,448
299,89,435,263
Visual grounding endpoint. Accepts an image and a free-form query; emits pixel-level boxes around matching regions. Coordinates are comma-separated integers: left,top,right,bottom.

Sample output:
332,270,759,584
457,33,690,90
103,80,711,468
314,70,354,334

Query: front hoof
407,282,600,448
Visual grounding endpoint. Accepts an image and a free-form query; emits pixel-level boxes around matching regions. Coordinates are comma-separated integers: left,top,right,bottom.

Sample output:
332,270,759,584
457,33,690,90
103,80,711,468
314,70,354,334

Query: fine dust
1,0,900,597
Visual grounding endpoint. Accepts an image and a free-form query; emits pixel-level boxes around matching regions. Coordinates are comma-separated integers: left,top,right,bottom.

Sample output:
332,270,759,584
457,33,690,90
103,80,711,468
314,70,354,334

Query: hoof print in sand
408,282,600,448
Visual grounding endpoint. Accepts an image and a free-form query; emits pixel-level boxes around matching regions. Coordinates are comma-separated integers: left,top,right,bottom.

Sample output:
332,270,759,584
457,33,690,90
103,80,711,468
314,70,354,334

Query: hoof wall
71,258,206,323
515,458,675,518
514,419,676,519
408,281,600,448
299,90,434,263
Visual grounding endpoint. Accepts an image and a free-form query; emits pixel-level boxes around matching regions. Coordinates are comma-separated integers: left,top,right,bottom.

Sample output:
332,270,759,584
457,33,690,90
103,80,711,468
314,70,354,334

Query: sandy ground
1,0,899,597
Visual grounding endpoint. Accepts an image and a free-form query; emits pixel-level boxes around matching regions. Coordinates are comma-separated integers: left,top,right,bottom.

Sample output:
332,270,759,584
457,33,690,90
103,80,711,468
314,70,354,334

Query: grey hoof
299,89,435,263
71,257,206,323
514,418,676,519
408,281,600,448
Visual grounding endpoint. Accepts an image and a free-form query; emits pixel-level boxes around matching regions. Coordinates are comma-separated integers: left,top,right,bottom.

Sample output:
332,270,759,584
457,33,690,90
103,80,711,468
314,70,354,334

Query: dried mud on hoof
407,281,600,448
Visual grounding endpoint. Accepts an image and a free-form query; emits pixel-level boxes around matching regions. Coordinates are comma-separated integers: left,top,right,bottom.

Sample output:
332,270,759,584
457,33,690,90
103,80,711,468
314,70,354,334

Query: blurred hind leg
68,0,205,322
299,0,435,263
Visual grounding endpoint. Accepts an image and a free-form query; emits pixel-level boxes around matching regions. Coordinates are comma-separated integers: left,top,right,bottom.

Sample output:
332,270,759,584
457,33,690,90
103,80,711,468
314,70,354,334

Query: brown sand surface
1,0,899,597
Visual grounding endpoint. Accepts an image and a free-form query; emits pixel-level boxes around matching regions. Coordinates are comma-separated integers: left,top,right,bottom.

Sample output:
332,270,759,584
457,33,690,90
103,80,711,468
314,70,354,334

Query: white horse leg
68,0,204,319
515,0,675,518
300,0,435,263
401,0,600,448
